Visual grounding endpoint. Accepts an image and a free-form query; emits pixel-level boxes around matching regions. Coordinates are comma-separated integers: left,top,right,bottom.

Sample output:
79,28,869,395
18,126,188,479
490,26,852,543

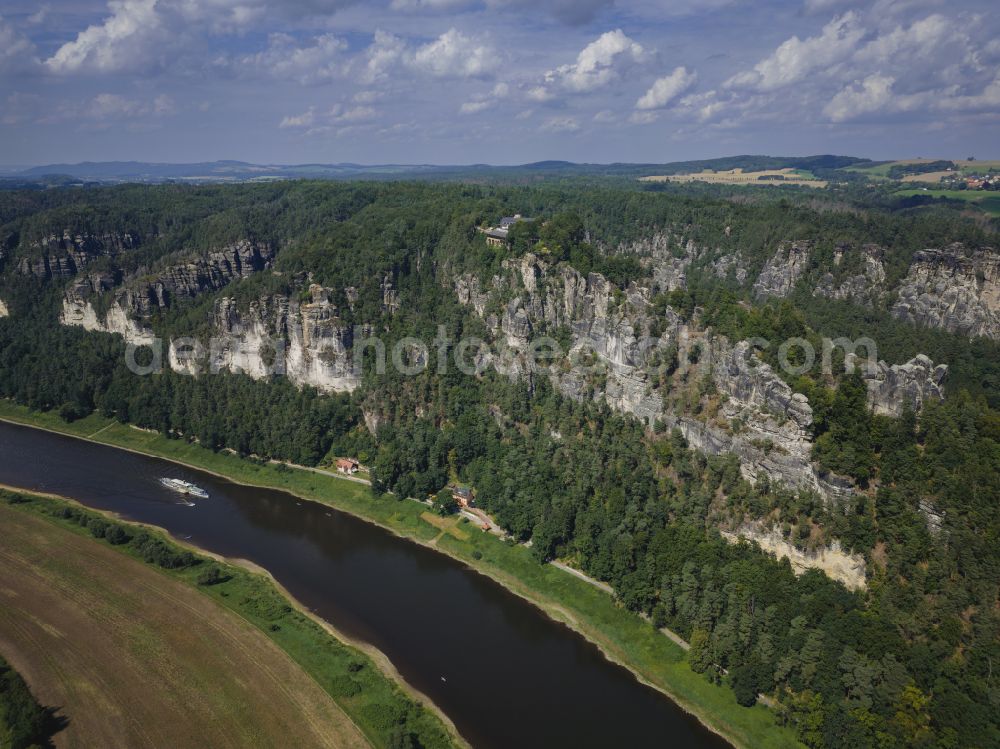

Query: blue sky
1,0,998,165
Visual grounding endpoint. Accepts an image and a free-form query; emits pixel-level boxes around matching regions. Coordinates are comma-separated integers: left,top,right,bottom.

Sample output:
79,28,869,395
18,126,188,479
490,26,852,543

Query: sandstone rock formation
720,524,867,590
17,230,139,280
814,244,887,305
170,286,360,393
455,253,853,503
892,245,1000,339
60,240,275,343
753,241,811,299
858,354,947,417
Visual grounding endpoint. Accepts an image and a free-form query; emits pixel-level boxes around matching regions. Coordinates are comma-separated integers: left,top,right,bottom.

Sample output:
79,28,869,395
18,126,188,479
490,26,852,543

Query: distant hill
2,155,872,185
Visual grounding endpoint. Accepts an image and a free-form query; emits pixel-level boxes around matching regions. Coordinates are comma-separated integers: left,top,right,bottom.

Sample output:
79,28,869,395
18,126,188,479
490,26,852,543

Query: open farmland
0,502,371,749
639,167,826,187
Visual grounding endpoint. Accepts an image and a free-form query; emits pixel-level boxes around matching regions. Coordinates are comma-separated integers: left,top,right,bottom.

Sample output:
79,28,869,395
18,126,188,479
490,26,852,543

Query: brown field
0,503,370,749
900,171,957,183
639,168,826,188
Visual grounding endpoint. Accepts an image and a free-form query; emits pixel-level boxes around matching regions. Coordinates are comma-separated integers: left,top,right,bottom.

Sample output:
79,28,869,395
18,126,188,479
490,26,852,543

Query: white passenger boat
159,477,209,499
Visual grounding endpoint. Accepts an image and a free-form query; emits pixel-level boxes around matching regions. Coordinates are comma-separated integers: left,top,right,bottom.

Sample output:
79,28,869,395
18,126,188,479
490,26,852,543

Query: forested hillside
0,180,998,748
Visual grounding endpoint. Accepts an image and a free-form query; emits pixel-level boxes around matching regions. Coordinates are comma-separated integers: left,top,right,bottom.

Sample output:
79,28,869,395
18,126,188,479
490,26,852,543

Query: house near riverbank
451,486,474,508
336,458,360,474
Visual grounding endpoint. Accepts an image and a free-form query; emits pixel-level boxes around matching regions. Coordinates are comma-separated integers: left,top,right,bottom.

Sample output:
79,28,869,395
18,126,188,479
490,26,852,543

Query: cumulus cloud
241,32,348,84
46,0,162,73
823,73,900,121
541,30,647,95
825,70,1000,122
361,29,406,83
726,12,863,91
636,67,697,110
280,108,317,128
459,82,510,114
410,28,497,78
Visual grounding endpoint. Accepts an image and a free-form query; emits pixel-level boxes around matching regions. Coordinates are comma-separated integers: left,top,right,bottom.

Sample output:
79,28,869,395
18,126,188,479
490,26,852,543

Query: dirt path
0,504,371,749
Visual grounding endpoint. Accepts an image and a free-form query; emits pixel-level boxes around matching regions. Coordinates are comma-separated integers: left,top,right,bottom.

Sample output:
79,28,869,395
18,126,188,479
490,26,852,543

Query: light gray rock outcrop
891,245,1000,339
720,523,867,590
753,241,811,299
814,244,887,305
858,354,947,417
179,285,361,392
456,253,853,503
17,230,139,280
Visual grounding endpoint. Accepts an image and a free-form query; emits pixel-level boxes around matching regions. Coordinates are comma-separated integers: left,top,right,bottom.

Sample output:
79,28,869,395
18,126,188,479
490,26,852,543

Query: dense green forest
1,179,998,748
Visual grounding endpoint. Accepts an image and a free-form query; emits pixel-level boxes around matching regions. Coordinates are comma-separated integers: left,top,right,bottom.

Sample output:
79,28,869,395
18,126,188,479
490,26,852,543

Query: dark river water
0,420,728,749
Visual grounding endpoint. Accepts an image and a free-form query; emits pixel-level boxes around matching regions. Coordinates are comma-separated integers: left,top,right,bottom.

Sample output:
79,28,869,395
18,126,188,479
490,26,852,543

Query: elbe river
0,420,728,749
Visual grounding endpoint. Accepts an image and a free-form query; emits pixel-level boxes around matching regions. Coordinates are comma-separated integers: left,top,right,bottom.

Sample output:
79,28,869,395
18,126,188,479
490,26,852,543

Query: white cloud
629,110,659,125
726,12,863,91
825,71,1000,121
27,5,49,25
280,103,378,133
460,100,493,114
937,74,1000,111
854,13,957,67
539,116,579,132
280,107,316,128
636,67,697,110
823,73,900,121
541,29,647,95
242,32,348,84
361,30,406,83
679,90,728,121
46,0,161,73
526,86,554,102
409,28,497,78
459,82,510,114
0,16,36,72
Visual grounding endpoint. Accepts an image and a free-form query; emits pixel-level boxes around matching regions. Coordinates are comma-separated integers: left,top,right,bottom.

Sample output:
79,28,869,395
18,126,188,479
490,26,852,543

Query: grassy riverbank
0,401,804,749
0,484,458,749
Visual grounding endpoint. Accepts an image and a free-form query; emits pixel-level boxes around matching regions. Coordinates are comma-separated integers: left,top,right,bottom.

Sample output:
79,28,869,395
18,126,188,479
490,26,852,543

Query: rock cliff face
132,240,275,315
171,285,360,393
17,230,139,280
60,240,275,342
60,285,156,345
720,524,867,590
456,254,853,503
753,241,811,299
0,299,8,317
860,354,947,417
814,244,887,305
891,245,1000,339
